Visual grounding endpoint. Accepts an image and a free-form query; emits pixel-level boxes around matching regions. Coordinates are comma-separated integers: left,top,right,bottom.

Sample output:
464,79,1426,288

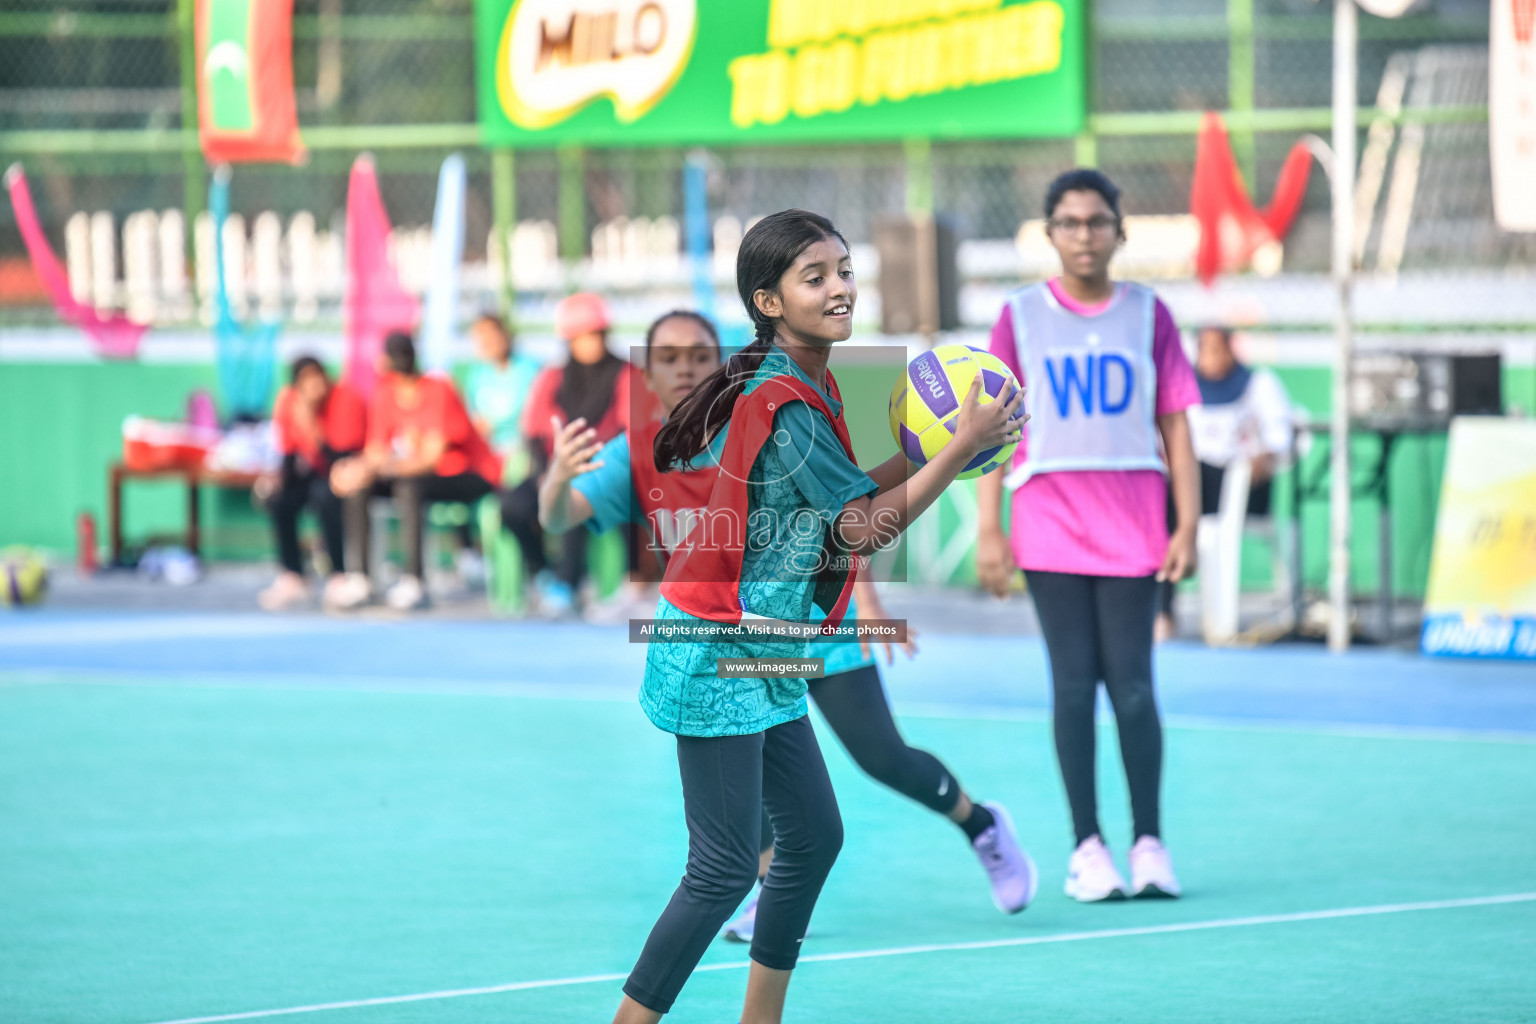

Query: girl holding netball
977,169,1201,902
608,210,1024,1024
542,310,1036,953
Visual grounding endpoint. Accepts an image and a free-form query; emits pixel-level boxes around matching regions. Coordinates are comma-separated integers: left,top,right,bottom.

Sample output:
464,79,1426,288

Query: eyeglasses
1047,215,1120,237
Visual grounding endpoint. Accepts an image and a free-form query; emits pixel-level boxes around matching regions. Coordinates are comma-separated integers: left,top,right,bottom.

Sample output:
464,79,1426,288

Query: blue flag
210,167,279,418
421,153,466,374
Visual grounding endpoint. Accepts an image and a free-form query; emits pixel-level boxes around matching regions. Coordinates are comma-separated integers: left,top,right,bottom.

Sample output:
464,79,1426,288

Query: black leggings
624,715,842,1015
498,477,588,588
266,463,345,576
756,664,962,853
1025,570,1163,846
344,472,492,579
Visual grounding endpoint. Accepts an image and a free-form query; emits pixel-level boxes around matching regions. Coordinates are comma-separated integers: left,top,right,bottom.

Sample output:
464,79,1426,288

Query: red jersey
367,373,503,484
629,417,719,555
273,382,367,471
659,372,857,628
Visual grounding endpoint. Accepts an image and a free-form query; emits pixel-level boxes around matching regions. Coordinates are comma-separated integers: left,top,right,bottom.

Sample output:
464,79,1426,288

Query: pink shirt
988,278,1200,577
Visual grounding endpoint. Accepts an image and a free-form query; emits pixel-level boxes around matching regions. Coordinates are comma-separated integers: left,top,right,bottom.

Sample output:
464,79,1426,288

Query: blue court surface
2,609,1533,1023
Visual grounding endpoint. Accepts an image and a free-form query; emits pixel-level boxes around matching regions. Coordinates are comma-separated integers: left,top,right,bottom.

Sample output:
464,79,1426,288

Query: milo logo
496,0,698,129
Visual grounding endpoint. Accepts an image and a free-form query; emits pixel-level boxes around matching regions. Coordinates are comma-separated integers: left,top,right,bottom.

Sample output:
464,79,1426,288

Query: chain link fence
1,0,1521,327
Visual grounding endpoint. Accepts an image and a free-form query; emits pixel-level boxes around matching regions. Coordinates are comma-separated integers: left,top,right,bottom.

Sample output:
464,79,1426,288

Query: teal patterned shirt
574,429,877,677
640,350,878,736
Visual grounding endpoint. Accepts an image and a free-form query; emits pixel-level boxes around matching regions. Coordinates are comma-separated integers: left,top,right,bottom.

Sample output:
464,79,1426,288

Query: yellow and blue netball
0,547,48,607
889,344,1023,480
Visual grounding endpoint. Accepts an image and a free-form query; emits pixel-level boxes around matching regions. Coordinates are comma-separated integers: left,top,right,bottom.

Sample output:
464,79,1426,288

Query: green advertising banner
473,0,1086,147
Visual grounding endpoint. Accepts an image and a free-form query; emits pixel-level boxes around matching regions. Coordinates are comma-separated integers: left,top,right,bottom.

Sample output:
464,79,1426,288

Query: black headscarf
555,348,625,426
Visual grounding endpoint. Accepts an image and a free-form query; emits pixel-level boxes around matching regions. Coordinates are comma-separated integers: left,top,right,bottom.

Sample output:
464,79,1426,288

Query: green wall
2,358,1531,596
0,363,271,564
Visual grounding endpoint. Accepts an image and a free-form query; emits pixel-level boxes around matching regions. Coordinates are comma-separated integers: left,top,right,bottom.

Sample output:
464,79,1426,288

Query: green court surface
3,656,1534,1024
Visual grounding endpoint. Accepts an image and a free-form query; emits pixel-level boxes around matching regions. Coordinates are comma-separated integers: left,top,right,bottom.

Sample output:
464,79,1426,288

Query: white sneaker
1064,835,1128,902
385,574,428,611
323,572,372,611
257,572,309,611
1129,835,1182,898
721,884,760,943
971,801,1038,914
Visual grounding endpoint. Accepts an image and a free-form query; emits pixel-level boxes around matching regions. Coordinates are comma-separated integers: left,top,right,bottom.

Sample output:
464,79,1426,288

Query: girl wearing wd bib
609,211,1023,1024
541,313,1037,951
977,170,1201,903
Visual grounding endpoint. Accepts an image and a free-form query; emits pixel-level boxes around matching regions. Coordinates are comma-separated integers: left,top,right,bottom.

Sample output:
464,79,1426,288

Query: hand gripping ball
889,344,1024,480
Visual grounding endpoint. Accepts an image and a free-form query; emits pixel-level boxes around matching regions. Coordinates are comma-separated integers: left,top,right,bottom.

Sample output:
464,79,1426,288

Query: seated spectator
255,356,366,611
443,313,539,584
500,292,635,616
464,313,541,463
1157,326,1294,640
329,332,502,612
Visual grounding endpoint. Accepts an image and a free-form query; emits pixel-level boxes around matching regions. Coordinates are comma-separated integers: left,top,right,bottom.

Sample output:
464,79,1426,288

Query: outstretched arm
836,377,1025,556
538,416,603,534
864,453,913,495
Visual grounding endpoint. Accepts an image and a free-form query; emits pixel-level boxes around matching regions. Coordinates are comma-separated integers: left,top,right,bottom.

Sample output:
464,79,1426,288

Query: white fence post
288,211,319,323
89,211,116,313
65,211,92,306
122,210,159,323
222,213,248,318
252,211,284,320
194,211,217,325
158,209,190,321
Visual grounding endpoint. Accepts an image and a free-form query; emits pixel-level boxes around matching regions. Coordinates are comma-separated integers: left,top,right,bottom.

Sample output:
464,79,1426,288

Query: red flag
344,156,420,399
1191,112,1312,286
1514,0,1535,43
4,164,147,359
196,0,305,165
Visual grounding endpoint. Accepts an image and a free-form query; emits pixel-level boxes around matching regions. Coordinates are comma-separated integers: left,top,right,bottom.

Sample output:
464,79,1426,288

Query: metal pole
1228,0,1256,186
683,149,713,316
0,108,1494,157
1074,0,1098,168
491,148,515,321
1327,0,1357,653
904,138,938,339
176,0,205,267
557,144,585,269
903,137,933,214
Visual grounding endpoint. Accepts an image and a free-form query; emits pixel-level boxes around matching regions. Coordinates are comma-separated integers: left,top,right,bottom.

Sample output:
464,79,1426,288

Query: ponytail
652,334,774,470
653,209,847,471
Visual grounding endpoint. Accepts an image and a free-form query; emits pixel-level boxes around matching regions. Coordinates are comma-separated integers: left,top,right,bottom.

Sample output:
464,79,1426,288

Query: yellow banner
1421,417,1536,658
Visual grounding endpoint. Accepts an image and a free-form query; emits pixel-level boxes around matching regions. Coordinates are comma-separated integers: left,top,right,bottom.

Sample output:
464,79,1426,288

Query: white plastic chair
1197,458,1249,644
1197,459,1294,645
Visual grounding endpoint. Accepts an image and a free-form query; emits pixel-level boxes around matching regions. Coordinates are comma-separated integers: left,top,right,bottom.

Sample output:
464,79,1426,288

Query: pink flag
4,163,147,359
343,156,419,399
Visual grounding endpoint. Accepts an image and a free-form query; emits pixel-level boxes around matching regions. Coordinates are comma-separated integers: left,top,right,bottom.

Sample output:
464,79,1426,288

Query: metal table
107,462,260,564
